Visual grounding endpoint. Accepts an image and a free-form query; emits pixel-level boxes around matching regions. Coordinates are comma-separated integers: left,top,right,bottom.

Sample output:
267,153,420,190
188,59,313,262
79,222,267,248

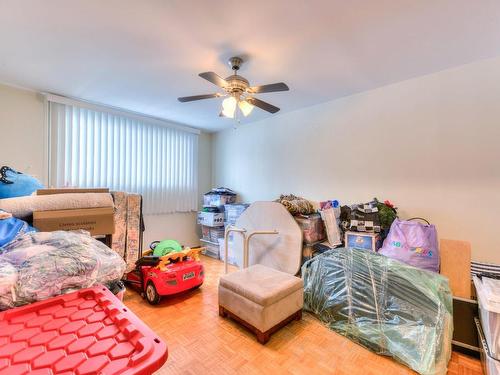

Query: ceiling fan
178,56,289,119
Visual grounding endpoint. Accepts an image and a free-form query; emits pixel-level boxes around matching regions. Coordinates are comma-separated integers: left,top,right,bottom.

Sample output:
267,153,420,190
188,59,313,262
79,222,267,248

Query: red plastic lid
0,285,168,375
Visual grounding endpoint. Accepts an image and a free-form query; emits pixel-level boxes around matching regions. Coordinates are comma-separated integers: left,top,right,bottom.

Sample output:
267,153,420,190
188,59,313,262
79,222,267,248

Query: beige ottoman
218,264,304,344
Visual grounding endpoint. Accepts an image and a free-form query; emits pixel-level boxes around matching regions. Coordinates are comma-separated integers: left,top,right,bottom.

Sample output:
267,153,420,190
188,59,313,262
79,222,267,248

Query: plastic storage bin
201,225,211,241
476,317,500,375
107,280,126,302
224,204,249,226
0,285,168,374
294,214,325,244
209,227,225,242
203,188,236,207
201,241,219,259
474,275,500,360
197,211,224,227
218,237,241,267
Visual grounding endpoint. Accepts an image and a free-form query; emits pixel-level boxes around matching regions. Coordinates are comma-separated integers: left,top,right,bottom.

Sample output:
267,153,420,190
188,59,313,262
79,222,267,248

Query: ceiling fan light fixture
178,56,288,118
238,99,254,117
222,96,237,118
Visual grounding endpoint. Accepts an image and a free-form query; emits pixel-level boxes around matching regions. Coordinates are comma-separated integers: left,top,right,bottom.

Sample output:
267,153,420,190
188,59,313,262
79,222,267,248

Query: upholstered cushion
219,264,303,306
219,285,303,332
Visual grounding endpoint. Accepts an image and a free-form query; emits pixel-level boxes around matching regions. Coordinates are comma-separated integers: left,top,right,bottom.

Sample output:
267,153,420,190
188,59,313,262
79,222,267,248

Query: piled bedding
302,248,453,375
0,230,126,310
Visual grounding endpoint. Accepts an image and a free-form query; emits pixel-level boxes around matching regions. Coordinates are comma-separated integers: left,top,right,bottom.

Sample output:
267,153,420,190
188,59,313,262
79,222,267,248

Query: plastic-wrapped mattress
302,248,453,375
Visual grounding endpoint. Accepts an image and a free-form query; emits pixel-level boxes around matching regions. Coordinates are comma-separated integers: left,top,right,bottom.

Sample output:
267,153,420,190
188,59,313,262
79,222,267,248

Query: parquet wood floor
123,256,482,375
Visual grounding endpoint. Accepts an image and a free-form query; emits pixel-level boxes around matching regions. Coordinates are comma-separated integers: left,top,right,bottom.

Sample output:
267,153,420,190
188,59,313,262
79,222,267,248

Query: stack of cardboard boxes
33,188,115,245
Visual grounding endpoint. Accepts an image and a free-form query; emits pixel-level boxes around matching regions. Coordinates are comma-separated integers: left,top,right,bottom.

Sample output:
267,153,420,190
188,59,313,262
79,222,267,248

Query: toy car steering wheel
150,241,160,250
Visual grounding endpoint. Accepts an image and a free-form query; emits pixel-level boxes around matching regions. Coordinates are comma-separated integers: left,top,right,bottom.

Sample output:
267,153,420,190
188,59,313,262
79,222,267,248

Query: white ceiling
1,0,500,132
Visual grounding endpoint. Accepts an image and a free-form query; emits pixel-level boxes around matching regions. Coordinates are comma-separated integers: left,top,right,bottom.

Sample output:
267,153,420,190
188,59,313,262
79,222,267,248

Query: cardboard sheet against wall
440,239,472,299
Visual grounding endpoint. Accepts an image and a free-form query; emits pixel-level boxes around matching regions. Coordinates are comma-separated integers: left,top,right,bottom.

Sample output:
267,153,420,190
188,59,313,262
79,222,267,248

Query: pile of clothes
277,194,398,263
276,194,315,216
340,199,398,236
0,213,126,311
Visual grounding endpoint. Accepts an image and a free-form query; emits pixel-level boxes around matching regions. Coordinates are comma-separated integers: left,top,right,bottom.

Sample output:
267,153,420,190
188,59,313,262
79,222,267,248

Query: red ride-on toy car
125,240,205,304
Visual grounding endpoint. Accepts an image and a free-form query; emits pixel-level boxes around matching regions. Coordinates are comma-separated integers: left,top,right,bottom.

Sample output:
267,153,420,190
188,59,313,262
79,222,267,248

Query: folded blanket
0,193,114,219
277,194,315,215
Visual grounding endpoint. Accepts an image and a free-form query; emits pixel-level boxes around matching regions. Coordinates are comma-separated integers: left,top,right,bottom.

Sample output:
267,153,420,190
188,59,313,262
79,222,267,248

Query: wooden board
440,239,472,298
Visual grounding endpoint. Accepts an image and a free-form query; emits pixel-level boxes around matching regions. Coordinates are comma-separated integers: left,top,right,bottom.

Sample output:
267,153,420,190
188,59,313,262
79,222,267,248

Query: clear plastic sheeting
302,248,453,375
0,230,126,309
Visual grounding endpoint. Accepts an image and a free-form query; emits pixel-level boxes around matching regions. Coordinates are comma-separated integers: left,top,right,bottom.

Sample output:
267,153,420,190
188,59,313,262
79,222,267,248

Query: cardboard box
345,231,380,252
37,188,109,195
33,207,115,235
197,211,224,227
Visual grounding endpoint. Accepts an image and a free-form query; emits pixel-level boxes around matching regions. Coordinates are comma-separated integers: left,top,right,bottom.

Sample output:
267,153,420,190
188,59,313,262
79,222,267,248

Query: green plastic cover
302,248,453,375
153,239,182,257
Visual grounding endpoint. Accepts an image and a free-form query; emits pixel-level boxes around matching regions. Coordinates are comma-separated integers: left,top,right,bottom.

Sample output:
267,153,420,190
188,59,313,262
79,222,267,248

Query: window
47,96,199,215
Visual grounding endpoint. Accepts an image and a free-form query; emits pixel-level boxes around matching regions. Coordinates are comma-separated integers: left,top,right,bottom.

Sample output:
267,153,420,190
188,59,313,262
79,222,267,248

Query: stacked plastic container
218,203,249,266
198,188,237,259
473,275,500,374
224,204,249,227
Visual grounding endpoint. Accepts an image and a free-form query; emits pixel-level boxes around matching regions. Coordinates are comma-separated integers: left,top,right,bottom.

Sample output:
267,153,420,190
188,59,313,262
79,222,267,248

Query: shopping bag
378,218,439,272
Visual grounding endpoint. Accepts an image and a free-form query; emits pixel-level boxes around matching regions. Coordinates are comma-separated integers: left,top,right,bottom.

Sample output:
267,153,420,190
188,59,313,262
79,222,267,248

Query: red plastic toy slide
0,285,168,375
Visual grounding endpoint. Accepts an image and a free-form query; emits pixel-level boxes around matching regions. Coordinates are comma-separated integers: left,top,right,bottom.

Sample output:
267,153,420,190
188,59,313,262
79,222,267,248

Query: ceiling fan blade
199,72,228,88
246,97,280,114
247,82,289,94
177,93,220,102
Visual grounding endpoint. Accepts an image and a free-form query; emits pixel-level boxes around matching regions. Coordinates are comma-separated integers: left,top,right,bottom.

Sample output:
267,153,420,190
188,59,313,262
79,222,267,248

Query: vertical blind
48,100,199,215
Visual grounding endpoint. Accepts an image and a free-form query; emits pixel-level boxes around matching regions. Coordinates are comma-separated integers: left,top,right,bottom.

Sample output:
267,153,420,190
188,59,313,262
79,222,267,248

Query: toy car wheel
192,283,203,290
145,281,161,305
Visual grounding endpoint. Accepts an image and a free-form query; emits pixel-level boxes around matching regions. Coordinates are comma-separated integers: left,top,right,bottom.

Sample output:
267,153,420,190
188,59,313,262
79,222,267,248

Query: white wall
213,57,500,263
0,83,211,248
0,84,46,182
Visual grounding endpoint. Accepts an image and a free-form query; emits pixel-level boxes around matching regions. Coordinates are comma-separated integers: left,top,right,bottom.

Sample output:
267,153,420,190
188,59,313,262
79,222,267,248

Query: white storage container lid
474,275,500,314
476,317,500,374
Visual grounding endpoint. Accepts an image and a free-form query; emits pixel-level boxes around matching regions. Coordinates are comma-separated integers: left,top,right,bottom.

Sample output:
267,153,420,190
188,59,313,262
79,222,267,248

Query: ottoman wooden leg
219,304,302,345
256,330,270,344
295,310,302,321
219,305,228,318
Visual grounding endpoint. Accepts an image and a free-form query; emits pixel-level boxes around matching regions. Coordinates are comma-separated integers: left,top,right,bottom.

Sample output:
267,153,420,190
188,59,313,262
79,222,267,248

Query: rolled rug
0,193,114,219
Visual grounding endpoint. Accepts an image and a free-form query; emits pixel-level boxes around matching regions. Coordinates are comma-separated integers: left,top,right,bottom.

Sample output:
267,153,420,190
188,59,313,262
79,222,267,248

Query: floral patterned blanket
0,230,126,310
